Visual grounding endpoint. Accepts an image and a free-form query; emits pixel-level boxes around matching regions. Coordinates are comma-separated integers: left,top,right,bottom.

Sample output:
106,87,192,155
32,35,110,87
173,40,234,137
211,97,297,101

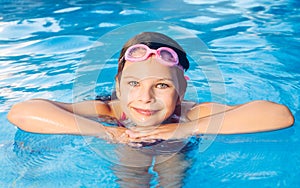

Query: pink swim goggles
124,44,183,70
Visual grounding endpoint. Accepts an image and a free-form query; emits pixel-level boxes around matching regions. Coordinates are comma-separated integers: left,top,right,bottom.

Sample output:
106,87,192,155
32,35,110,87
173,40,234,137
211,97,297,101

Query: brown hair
116,32,190,79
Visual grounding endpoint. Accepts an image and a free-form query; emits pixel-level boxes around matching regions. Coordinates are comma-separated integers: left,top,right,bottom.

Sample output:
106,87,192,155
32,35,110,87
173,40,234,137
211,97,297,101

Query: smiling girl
7,32,294,144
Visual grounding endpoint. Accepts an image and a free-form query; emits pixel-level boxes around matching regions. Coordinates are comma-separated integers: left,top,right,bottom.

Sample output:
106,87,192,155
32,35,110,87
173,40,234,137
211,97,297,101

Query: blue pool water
1,0,300,187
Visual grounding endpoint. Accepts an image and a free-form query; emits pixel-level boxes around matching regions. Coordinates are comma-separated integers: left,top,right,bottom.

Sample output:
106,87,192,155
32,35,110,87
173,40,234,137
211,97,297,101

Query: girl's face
116,56,186,127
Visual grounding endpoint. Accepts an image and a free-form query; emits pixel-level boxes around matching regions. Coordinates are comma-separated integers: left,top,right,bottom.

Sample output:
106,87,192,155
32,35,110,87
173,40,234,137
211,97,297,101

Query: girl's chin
129,110,160,125
130,116,163,127
126,107,169,127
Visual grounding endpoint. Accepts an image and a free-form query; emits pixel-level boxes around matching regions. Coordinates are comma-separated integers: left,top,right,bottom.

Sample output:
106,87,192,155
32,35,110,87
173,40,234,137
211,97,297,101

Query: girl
7,32,294,144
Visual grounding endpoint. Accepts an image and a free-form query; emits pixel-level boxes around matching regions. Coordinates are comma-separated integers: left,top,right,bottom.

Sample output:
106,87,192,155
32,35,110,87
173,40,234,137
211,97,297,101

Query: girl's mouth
131,107,158,116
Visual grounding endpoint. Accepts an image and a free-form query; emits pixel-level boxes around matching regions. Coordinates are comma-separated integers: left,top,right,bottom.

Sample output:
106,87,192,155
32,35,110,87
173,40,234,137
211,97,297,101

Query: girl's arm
7,99,155,144
188,100,294,134
126,100,295,139
7,99,110,136
37,99,113,118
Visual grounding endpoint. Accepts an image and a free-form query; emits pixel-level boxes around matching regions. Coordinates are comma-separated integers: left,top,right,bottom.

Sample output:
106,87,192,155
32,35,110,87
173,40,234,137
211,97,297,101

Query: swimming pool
1,0,299,187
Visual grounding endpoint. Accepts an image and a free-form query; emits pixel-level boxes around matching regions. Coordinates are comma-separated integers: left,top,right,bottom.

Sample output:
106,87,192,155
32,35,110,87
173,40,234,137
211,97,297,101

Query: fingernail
125,131,135,138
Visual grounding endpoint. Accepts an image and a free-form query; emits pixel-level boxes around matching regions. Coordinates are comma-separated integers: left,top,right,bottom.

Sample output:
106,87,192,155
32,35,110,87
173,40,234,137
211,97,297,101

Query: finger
125,136,143,143
126,129,162,138
139,138,158,143
140,135,161,140
127,142,143,148
140,132,172,140
103,131,114,140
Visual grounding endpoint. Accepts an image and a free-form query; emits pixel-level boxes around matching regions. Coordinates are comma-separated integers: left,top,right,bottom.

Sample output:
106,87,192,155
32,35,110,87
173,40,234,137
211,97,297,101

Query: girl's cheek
157,89,176,99
124,89,137,102
120,86,132,97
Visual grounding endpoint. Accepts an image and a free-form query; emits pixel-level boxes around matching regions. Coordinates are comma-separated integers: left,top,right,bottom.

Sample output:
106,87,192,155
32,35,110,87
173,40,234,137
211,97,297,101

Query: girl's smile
130,107,159,116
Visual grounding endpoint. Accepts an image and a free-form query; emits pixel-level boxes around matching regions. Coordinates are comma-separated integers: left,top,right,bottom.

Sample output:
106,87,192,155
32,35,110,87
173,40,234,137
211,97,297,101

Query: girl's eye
128,81,139,87
156,83,169,89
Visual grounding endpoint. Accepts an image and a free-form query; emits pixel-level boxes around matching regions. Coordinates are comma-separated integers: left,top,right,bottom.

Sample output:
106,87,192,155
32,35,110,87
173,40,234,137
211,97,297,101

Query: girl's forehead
121,59,180,80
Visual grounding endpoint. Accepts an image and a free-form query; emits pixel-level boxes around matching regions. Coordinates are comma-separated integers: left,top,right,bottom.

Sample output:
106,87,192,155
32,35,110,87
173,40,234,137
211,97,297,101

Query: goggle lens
127,46,147,58
124,44,181,69
159,49,176,63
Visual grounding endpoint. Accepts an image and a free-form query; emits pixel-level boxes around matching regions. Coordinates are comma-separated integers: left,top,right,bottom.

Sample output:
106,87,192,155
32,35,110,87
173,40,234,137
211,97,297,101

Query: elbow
7,99,44,132
282,105,294,128
7,102,25,129
254,100,294,130
272,102,294,129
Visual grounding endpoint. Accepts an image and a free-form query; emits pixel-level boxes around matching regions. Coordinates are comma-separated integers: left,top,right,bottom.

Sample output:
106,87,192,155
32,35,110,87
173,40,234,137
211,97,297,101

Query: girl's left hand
125,123,194,140
103,126,157,147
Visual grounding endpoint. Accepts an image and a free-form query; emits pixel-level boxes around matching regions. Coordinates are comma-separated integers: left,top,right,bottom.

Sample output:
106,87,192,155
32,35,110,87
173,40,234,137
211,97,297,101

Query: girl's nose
137,86,155,103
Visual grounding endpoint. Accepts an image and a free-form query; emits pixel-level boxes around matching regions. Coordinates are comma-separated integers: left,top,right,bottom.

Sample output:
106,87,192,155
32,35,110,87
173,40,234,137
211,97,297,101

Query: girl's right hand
103,126,156,147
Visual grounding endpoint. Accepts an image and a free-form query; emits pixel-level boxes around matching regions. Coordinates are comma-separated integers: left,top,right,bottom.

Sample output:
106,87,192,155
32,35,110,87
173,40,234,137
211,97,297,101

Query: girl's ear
115,77,121,99
176,95,182,105
178,74,187,103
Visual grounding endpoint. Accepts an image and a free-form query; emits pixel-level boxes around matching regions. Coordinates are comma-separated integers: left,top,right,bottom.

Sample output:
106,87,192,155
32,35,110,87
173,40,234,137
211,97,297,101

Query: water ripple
0,130,112,187
182,16,219,24
53,7,82,14
1,35,93,57
0,17,61,41
187,140,300,187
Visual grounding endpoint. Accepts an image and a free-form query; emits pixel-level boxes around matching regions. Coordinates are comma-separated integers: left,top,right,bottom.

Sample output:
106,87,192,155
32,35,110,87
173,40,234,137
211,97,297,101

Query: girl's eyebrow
122,76,174,82
157,78,174,82
122,76,139,80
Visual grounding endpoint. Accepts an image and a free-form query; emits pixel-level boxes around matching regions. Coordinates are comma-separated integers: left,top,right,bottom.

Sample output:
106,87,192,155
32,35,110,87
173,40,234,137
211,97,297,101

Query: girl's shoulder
184,101,235,121
181,100,198,110
181,100,216,111
107,100,122,118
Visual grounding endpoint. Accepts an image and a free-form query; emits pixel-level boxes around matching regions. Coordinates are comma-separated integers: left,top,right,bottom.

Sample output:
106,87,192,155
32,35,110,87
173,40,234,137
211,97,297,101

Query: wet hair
116,32,190,79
